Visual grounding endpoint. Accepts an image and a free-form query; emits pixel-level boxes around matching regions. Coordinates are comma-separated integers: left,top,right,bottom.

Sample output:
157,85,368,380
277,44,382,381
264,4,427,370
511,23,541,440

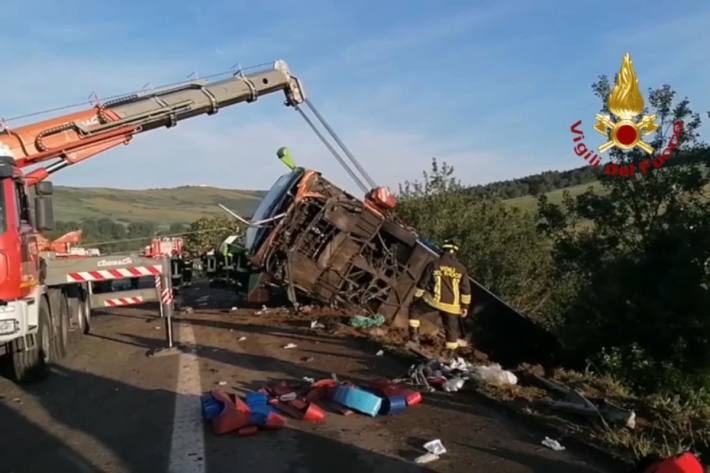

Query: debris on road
217,381,227,386
414,453,440,464
230,306,238,312
332,384,382,417
472,364,518,386
423,439,447,455
201,390,286,436
348,314,385,328
237,336,247,342
541,436,566,452
443,378,465,393
310,320,325,329
302,376,315,384
282,343,298,350
279,392,297,402
375,349,384,356
405,358,517,392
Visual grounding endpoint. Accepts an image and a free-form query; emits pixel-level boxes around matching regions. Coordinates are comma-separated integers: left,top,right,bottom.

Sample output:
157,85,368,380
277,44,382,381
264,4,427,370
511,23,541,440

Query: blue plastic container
379,395,407,415
201,394,224,421
246,392,268,408
332,385,382,417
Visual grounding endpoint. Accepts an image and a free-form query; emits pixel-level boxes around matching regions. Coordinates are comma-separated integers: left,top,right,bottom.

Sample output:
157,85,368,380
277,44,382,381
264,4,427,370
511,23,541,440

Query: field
505,179,710,212
503,181,604,211
54,185,265,225
53,176,709,227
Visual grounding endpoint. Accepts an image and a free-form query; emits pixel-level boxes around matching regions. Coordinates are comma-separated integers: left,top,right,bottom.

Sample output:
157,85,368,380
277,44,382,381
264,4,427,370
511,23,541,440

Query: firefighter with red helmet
408,239,471,357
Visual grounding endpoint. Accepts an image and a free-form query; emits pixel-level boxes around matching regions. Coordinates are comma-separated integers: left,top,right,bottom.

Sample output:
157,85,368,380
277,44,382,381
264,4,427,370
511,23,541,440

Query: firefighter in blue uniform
408,239,472,357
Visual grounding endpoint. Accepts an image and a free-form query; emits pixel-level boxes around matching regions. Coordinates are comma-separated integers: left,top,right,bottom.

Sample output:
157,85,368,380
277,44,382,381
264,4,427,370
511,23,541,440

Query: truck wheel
10,299,51,382
51,294,69,359
81,287,92,334
68,292,90,338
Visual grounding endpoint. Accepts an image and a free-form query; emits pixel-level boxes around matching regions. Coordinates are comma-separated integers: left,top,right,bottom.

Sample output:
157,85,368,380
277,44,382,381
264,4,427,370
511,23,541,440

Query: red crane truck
0,60,305,380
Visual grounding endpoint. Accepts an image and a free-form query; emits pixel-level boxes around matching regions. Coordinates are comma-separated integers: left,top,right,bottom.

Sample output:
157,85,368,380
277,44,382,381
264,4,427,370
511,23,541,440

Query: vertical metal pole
87,281,94,308
157,275,165,319
162,256,175,349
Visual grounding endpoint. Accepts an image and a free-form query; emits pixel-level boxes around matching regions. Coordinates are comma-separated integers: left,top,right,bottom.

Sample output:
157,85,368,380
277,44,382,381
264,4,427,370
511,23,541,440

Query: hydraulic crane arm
0,60,305,184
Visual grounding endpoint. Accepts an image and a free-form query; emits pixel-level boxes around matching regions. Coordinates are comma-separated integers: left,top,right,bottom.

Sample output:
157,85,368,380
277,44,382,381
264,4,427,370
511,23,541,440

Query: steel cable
294,105,369,194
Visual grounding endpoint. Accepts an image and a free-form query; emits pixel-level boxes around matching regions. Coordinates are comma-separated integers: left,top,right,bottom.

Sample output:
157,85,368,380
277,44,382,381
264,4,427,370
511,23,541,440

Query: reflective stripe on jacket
414,252,471,315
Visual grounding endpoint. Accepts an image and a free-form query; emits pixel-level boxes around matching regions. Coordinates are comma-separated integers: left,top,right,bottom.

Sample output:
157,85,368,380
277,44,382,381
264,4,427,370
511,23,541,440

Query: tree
184,216,243,255
538,78,710,392
168,222,189,235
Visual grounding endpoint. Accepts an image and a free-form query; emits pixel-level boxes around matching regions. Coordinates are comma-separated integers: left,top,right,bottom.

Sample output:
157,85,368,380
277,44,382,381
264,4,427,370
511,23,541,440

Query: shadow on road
0,398,97,472
1,364,175,472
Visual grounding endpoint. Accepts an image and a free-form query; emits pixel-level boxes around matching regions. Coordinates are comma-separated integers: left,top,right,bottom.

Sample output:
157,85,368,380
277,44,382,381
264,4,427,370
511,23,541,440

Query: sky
1,0,708,195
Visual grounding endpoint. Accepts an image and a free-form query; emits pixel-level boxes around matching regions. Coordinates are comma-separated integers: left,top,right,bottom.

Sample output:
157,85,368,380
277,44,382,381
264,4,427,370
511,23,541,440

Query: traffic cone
302,403,326,423
238,426,259,437
210,390,251,435
264,412,286,429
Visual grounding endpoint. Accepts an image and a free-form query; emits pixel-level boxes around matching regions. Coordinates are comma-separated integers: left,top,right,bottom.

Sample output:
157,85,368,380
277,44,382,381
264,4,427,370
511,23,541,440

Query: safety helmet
441,239,459,252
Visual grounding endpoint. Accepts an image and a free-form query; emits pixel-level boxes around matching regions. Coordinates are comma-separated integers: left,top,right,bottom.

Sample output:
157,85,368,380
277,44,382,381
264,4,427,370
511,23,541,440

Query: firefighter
408,239,471,357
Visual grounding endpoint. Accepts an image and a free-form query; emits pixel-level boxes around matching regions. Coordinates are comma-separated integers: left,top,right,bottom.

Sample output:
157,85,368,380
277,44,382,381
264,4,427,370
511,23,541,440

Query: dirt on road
0,285,617,473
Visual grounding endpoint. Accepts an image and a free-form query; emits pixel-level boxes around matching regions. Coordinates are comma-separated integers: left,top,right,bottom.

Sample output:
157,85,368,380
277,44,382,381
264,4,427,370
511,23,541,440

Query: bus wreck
244,168,558,365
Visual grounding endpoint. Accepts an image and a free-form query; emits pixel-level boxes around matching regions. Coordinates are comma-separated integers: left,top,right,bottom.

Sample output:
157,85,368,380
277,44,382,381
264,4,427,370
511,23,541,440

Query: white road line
168,322,205,473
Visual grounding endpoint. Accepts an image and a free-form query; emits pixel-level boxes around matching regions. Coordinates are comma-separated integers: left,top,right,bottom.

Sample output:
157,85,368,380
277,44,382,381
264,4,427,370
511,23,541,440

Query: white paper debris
423,439,447,455
541,436,566,451
414,453,439,464
375,349,384,356
217,381,227,386
472,363,518,386
443,378,465,392
238,336,247,342
282,343,298,350
302,377,315,384
626,410,637,429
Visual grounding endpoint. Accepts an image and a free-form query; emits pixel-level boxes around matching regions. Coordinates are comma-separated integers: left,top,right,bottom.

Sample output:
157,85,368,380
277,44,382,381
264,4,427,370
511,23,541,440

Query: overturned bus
244,168,559,366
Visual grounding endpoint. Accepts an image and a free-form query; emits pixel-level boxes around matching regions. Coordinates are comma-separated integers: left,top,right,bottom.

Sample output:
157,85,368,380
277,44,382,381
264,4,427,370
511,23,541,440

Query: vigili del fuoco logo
570,53,683,177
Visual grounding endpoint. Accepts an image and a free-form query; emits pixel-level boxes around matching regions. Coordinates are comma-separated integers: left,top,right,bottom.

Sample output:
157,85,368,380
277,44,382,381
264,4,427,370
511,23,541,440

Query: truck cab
0,155,59,380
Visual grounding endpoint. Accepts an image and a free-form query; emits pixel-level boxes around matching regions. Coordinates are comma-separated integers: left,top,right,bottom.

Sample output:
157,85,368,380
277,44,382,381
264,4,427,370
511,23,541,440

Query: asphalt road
0,289,615,473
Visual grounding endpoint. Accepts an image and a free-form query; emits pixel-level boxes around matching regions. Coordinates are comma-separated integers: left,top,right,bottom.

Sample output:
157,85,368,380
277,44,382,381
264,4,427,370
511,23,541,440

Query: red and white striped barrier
104,296,145,307
155,275,173,306
66,265,162,283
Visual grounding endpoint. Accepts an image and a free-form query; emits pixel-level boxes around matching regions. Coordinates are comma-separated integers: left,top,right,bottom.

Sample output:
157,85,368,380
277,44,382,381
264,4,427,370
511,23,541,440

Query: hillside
54,185,265,226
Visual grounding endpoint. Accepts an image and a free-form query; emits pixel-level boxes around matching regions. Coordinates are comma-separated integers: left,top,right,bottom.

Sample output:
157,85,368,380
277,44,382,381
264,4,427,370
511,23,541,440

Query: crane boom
0,60,305,183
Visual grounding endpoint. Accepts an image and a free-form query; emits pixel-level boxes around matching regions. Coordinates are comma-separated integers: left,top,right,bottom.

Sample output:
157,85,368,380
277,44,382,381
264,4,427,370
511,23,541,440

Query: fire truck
0,60,305,381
